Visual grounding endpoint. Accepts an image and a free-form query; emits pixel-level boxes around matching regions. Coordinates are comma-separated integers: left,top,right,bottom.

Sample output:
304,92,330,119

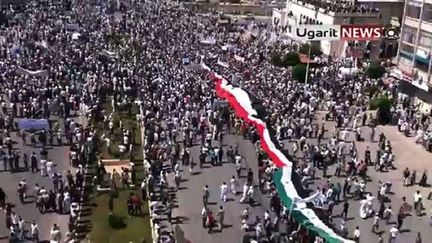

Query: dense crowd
0,0,431,242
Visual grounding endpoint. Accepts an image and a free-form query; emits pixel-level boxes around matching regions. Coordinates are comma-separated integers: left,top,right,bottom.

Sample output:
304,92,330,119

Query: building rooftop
357,0,404,2
290,0,380,15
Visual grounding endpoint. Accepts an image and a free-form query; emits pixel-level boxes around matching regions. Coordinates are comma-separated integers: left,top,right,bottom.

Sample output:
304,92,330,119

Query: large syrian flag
204,63,353,243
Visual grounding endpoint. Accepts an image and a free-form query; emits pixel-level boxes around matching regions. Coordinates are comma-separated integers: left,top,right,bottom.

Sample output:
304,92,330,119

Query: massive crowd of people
0,0,431,242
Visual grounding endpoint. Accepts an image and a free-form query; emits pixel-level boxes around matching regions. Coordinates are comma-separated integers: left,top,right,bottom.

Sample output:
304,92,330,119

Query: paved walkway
170,133,267,243
305,112,432,243
0,122,71,241
0,109,87,241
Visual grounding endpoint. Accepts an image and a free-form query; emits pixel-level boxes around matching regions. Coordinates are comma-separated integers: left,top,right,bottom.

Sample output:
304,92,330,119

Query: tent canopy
17,119,49,131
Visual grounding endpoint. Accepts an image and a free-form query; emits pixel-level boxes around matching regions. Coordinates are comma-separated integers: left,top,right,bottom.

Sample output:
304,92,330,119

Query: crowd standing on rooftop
0,0,431,242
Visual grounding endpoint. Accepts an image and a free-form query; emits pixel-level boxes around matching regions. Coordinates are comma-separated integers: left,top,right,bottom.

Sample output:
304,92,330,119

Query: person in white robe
46,160,55,178
49,224,61,243
70,202,79,218
240,183,249,203
359,194,374,219
230,176,238,195
247,186,255,203
40,159,47,177
220,182,228,202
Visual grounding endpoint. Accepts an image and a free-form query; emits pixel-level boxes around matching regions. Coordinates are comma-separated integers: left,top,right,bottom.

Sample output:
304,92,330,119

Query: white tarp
72,32,81,40
339,67,358,77
65,23,80,31
35,40,48,49
221,44,235,51
234,54,245,63
100,50,118,58
17,67,49,77
200,37,216,45
217,60,229,68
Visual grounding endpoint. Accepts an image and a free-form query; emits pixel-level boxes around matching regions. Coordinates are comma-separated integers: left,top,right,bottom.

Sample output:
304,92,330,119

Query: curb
139,107,158,243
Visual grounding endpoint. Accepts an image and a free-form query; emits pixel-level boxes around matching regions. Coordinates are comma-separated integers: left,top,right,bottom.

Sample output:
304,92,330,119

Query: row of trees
366,60,386,79
270,44,322,68
270,44,324,83
271,44,387,80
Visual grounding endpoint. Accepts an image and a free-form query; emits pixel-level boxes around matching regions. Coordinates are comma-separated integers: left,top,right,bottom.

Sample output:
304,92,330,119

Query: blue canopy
17,119,49,131
182,57,190,65
10,45,21,56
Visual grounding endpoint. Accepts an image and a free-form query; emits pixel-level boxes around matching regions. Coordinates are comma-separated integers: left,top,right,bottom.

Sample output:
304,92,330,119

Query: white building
272,0,402,58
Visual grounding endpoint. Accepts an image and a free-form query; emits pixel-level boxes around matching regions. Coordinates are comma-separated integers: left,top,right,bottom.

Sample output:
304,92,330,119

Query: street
0,115,86,241
169,111,432,243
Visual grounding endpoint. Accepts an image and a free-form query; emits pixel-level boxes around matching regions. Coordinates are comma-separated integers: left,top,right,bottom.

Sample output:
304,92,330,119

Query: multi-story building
396,0,432,109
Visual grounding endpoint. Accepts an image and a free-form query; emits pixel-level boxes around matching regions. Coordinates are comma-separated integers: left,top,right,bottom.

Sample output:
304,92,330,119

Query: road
0,115,87,242
169,111,432,243
286,112,432,243
170,131,268,243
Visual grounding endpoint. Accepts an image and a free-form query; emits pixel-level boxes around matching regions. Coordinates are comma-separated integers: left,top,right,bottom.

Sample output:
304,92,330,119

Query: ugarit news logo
291,24,398,41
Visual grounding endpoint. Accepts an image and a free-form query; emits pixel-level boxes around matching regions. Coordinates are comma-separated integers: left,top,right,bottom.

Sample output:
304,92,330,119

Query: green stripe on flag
273,169,345,243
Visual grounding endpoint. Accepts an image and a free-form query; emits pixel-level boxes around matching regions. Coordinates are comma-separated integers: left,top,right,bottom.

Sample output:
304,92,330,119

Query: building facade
396,0,432,107
358,0,404,27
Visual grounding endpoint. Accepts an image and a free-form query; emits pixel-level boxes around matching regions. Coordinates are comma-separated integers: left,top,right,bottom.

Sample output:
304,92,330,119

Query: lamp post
304,41,312,84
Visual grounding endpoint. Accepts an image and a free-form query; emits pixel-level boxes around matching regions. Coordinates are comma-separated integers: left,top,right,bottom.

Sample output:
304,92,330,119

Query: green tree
292,64,307,82
366,61,386,79
363,85,380,98
270,52,284,67
370,95,393,125
108,214,127,229
299,44,322,57
370,95,392,110
283,52,301,66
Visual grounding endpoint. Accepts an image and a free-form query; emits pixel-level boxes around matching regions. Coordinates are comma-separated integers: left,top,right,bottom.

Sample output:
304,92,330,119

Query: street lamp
304,41,312,84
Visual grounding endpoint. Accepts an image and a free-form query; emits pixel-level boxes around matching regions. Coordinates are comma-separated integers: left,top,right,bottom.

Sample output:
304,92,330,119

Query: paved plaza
168,112,432,243
0,115,86,241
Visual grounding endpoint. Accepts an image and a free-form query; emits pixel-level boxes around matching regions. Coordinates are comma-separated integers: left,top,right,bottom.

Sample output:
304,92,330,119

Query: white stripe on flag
234,54,245,63
217,60,229,68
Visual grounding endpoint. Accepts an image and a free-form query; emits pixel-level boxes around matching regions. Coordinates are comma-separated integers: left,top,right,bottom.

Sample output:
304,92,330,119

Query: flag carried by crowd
206,65,354,243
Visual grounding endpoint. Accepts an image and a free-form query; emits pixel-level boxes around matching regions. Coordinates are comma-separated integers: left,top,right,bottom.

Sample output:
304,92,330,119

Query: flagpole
304,41,312,84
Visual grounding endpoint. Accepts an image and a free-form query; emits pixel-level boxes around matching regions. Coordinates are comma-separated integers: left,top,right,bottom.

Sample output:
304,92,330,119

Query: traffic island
79,97,151,242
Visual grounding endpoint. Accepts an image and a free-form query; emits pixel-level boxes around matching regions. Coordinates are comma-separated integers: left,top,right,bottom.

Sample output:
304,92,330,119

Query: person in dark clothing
265,219,272,241
342,179,348,200
131,165,136,186
0,187,6,208
166,203,172,223
378,201,385,218
22,153,28,170
419,170,428,187
342,201,349,219
247,169,254,185
217,146,223,165
8,155,14,173
57,193,64,214
48,190,56,212
13,153,19,172
126,197,133,215
66,171,75,188
31,152,38,173
364,147,371,165
397,212,404,229
199,151,206,168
